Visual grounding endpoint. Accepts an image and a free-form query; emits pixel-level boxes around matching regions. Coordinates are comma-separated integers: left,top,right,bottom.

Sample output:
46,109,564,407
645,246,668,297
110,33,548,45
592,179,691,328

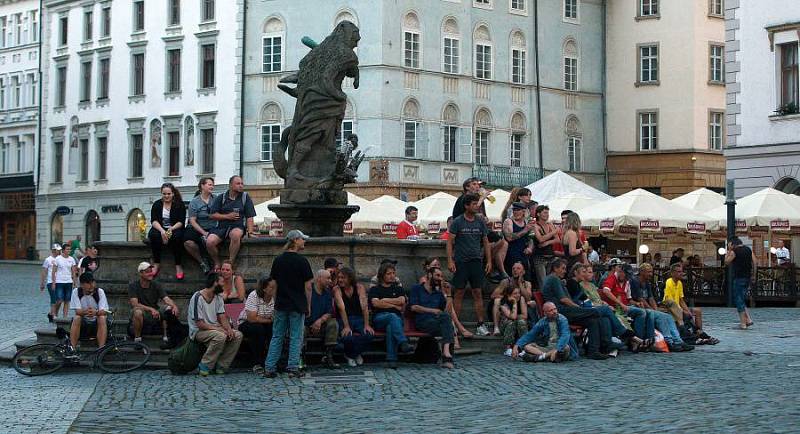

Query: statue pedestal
268,203,360,237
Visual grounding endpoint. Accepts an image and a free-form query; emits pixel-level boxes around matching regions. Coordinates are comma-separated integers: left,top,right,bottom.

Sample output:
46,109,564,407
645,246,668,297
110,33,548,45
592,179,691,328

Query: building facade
725,0,800,198
605,0,727,198
36,0,243,256
0,0,38,259
242,0,606,202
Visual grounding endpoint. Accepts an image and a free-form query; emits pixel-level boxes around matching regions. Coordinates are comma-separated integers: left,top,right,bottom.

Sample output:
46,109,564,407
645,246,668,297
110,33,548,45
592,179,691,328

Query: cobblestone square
1,263,798,433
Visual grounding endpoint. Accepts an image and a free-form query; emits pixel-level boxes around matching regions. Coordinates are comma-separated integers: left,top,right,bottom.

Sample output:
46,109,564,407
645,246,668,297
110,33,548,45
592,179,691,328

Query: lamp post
725,179,736,307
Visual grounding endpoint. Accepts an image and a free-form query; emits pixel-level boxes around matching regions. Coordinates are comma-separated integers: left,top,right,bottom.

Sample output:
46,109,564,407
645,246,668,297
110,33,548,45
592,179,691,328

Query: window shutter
458,127,472,163
417,122,428,159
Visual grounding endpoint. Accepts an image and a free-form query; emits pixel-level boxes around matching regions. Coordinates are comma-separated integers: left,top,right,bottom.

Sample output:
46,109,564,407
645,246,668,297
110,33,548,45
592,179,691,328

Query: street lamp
639,244,650,254
718,247,727,256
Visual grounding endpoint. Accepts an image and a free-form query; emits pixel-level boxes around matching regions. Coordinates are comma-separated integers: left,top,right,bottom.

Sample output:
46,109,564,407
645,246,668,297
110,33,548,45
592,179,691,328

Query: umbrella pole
768,227,772,268
636,230,641,266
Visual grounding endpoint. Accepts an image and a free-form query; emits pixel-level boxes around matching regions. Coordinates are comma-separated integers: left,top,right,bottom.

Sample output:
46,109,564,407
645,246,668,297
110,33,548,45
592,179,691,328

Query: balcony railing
472,164,543,189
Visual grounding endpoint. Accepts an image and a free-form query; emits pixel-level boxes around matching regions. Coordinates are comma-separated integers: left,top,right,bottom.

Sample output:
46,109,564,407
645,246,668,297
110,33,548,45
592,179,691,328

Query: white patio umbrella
706,187,800,227
525,170,611,204
580,188,718,229
412,192,457,228
545,193,605,223
671,188,725,214
484,189,510,222
347,195,409,230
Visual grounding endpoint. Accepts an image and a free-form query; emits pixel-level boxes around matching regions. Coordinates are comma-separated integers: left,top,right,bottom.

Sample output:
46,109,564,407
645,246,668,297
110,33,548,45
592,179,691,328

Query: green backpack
168,338,207,375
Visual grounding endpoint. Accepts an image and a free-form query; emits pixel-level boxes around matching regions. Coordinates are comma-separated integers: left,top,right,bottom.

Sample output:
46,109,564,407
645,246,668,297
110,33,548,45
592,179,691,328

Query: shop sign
600,219,615,231
427,222,441,233
686,222,706,234
492,221,503,231
101,205,124,213
343,222,353,234
770,220,791,231
619,225,638,235
639,219,660,231
736,219,748,231
381,223,398,235
55,206,73,215
270,221,283,230
661,227,677,235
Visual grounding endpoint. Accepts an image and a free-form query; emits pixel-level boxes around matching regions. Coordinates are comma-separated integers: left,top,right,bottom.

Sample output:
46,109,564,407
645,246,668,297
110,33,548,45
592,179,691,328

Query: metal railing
472,164,543,189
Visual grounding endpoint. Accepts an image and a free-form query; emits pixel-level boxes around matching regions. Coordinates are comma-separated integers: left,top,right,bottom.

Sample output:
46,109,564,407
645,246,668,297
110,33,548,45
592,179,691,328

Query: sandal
460,330,474,339
441,356,454,369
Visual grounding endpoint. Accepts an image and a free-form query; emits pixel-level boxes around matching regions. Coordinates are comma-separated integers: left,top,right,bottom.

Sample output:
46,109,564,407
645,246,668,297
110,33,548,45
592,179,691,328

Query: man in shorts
40,244,61,322
128,262,181,348
68,273,110,354
206,175,257,270
447,192,493,336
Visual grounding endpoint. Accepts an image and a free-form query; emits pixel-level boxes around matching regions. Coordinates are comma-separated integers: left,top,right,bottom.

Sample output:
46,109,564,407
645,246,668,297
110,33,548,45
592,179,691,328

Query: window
404,121,418,158
11,76,20,108
167,48,181,92
101,7,111,37
511,0,526,12
475,44,492,79
98,58,110,100
31,11,38,42
56,66,67,106
169,0,180,26
0,78,4,109
79,138,89,181
83,10,92,41
85,210,101,245
709,111,723,150
131,133,143,177
80,60,92,102
97,136,107,179
16,141,23,172
261,124,280,161
59,15,68,46
27,73,36,105
639,111,658,150
568,136,581,171
201,43,215,89
336,120,354,149
564,56,577,90
200,129,214,174
709,44,724,83
474,0,492,7
53,140,63,182
780,43,798,107
512,49,526,84
404,31,420,69
474,129,489,165
709,0,723,16
133,1,144,32
443,125,458,162
14,13,21,45
510,133,523,167
202,0,215,22
126,209,145,241
0,143,7,173
639,0,658,17
262,36,282,73
639,44,658,83
0,17,6,47
167,131,180,176
564,0,578,21
132,53,145,96
443,37,459,74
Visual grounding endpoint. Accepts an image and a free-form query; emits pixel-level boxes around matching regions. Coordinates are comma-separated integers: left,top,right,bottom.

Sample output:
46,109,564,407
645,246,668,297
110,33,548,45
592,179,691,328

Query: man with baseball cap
128,261,182,349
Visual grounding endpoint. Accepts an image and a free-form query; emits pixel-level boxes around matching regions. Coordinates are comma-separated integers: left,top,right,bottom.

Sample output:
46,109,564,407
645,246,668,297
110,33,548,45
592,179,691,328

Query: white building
0,0,38,259
37,0,243,256
726,0,800,198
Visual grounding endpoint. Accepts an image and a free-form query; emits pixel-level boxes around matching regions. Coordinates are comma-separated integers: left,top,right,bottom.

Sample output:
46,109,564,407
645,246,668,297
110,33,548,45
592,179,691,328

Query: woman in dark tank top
332,267,373,365
562,212,585,272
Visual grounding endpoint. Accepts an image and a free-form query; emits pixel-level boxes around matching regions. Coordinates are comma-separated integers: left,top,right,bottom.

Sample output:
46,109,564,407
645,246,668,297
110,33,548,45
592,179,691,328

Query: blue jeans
733,278,749,313
626,306,648,339
264,310,305,372
338,316,373,359
372,311,408,362
594,305,628,337
651,309,683,345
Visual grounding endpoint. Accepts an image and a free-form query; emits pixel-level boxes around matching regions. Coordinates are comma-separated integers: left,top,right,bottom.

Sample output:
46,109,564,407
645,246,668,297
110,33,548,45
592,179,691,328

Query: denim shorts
47,286,58,304
54,283,72,302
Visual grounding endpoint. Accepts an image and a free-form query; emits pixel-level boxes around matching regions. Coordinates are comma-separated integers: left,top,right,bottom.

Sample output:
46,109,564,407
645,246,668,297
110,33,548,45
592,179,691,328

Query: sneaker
476,324,490,336
287,370,305,378
386,361,398,370
355,355,364,366
159,336,173,350
322,355,340,369
681,343,695,352
215,367,227,375
517,351,526,358
667,342,685,352
398,342,415,355
198,363,211,377
345,357,358,367
492,326,501,336
134,337,142,343
298,358,306,371
263,370,277,378
47,313,54,323
521,353,540,363
503,348,513,357
252,365,265,375
607,349,619,358
63,346,80,361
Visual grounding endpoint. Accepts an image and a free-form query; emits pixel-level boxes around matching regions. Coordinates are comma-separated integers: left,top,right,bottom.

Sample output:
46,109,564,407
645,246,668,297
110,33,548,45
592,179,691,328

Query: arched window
85,210,101,245
403,12,421,69
474,108,492,165
403,99,422,158
510,112,526,167
336,100,355,149
565,115,582,172
441,17,460,74
474,24,493,79
563,38,578,91
127,208,147,242
442,103,460,162
775,177,800,195
262,17,285,73
260,102,282,161
50,213,63,246
510,30,526,84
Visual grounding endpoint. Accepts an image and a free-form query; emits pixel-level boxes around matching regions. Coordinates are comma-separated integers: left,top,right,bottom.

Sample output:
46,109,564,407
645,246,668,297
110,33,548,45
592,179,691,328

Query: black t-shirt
565,278,587,304
368,284,405,315
79,256,99,273
669,255,682,265
732,245,753,279
210,190,257,229
128,280,167,309
271,251,314,314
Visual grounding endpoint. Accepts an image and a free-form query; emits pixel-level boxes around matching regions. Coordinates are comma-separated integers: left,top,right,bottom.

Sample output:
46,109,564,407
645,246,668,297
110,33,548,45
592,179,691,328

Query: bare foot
460,329,474,339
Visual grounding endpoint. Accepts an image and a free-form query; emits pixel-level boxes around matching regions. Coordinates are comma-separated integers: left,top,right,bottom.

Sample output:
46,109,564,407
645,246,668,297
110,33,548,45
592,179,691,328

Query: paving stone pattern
1,262,799,433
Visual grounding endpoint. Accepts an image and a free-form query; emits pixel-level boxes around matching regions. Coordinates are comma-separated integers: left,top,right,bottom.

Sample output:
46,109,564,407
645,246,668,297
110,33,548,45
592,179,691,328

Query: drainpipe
601,0,609,192
238,0,247,177
533,0,544,177
35,0,43,196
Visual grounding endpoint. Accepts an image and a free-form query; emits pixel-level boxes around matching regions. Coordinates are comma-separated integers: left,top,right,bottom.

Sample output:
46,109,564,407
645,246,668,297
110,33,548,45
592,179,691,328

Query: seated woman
419,258,472,346
332,266,374,367
219,260,245,304
148,183,186,279
498,285,529,357
238,275,275,375
490,261,533,335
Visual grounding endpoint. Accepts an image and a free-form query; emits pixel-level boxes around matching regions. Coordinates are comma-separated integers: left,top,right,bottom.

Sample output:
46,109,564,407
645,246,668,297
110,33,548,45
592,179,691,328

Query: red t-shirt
440,231,450,241
396,221,418,240
601,273,630,307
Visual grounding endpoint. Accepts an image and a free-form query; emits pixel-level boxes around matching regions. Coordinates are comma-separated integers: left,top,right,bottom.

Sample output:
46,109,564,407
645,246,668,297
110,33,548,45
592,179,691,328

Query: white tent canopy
580,188,719,230
348,196,409,230
671,188,725,214
412,192,457,227
484,189,510,222
706,187,800,227
525,170,611,204
546,194,605,223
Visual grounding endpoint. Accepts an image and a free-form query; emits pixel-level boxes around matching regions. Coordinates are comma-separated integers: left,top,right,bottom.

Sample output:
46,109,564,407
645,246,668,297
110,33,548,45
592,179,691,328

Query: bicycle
12,310,151,376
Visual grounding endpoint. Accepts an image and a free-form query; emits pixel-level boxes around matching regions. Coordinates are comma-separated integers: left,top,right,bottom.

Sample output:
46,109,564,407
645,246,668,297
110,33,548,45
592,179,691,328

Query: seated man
599,265,649,344
188,272,244,376
541,258,610,360
630,264,693,352
68,272,110,354
410,266,455,369
663,264,718,345
306,269,340,368
128,262,182,349
512,302,577,363
369,262,414,369
205,175,257,269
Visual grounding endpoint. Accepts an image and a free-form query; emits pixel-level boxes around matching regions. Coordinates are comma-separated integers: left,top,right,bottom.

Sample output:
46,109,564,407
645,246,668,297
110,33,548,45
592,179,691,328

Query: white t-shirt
776,247,791,265
162,207,172,229
42,256,57,284
239,290,275,325
53,255,77,284
69,287,110,322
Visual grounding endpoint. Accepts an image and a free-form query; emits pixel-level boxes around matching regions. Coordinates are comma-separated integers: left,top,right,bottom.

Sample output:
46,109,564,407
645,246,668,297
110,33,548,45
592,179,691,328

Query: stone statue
273,21,361,205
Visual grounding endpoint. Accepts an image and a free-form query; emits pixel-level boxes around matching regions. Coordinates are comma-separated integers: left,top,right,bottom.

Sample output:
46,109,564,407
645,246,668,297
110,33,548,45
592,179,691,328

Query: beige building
605,0,727,198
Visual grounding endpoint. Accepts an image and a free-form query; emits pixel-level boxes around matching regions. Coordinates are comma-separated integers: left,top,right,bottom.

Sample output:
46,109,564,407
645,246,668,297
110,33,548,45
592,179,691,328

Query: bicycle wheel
97,341,151,373
12,344,65,376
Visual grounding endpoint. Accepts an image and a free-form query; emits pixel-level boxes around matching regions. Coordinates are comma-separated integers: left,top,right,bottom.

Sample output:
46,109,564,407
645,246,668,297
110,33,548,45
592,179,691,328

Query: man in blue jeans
369,262,414,369
725,237,756,329
264,230,314,378
630,264,694,352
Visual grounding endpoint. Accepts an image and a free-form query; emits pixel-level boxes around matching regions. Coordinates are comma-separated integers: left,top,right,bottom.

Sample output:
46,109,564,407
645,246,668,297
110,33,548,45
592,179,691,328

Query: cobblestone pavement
1,263,799,433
